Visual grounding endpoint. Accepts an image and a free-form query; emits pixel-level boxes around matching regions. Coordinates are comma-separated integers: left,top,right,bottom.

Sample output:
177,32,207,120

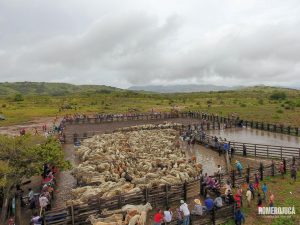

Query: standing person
204,195,214,211
234,209,245,225
179,200,190,225
249,183,255,199
30,212,42,225
262,183,268,201
242,144,247,157
246,188,252,207
216,164,222,174
163,207,173,224
269,192,275,207
236,161,243,177
191,199,207,216
254,173,260,190
237,185,243,207
154,209,163,225
176,208,183,225
257,193,263,208
231,147,235,159
234,193,241,208
290,164,297,183
214,194,223,209
279,162,285,179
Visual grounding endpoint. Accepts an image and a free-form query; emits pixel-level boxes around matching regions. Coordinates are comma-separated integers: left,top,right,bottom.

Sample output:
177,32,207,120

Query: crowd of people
153,194,228,225
27,163,59,225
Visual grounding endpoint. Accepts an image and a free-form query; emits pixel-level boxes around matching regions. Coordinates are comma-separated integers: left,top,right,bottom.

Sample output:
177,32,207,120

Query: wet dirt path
52,144,78,209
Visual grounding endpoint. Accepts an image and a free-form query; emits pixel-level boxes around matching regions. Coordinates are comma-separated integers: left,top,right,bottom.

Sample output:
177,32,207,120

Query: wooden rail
44,157,299,224
61,111,300,136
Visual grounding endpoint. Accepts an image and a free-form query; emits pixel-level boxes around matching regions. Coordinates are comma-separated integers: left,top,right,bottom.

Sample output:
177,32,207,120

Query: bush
14,93,24,102
257,99,264,105
276,109,284,114
240,103,246,107
269,91,287,100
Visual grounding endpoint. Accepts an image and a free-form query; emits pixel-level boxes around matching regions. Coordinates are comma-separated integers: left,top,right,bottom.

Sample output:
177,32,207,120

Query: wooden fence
198,134,300,160
61,111,300,136
44,156,299,225
44,178,199,225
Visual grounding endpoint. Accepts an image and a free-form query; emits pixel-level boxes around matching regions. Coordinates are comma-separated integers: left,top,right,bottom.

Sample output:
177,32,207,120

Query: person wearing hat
191,199,207,216
179,200,190,225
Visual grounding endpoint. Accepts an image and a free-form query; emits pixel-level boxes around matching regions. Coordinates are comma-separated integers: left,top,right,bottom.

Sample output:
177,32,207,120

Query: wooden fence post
165,185,169,208
267,146,269,158
292,156,296,166
232,170,236,188
212,207,216,225
254,144,257,158
281,146,283,160
144,187,149,203
98,198,102,213
200,176,204,196
260,163,264,181
183,181,187,201
71,204,75,225
271,161,275,176
118,195,122,208
246,167,250,184
283,159,287,174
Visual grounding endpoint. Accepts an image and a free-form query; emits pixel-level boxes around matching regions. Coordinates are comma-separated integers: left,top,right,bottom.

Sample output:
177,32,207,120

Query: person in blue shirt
204,195,214,211
262,183,268,201
235,161,243,177
234,209,245,225
249,183,255,199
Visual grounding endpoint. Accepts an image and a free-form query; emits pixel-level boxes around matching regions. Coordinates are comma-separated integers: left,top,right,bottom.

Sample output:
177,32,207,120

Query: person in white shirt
39,194,49,209
164,207,173,223
246,188,252,207
179,200,190,225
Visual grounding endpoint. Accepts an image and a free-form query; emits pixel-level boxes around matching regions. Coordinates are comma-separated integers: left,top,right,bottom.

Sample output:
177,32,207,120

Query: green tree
13,93,24,101
0,135,70,223
269,91,287,100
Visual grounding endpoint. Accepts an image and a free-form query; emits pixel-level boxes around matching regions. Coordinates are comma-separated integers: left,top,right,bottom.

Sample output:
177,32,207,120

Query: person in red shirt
154,209,163,225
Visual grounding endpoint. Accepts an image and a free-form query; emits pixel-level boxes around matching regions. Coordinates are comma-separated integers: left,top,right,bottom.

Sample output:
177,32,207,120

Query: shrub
269,91,287,100
257,99,264,105
276,109,284,114
14,93,24,102
240,103,246,107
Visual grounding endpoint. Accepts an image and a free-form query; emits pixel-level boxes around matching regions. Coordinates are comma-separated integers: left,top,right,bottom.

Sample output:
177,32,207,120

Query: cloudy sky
1,0,300,88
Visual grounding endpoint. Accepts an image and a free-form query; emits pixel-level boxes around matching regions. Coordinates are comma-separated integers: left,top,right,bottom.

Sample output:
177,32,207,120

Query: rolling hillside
0,82,120,96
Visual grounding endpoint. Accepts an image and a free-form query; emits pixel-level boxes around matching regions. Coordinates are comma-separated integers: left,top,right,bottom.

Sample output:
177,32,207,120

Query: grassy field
0,83,300,127
224,173,299,225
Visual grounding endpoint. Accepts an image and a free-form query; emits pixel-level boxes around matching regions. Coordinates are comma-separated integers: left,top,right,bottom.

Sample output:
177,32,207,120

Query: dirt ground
0,116,58,136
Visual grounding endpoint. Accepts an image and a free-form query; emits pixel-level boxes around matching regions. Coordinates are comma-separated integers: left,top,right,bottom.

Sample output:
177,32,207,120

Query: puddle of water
184,143,226,175
209,127,300,148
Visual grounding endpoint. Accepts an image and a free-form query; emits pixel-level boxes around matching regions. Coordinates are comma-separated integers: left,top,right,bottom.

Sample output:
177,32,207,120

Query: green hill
0,82,120,96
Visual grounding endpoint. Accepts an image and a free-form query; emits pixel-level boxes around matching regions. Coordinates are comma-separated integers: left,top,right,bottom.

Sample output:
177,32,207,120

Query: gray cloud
0,0,300,88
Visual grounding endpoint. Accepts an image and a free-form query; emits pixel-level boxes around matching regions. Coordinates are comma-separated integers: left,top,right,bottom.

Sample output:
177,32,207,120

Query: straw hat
194,199,202,205
235,160,239,164
180,200,185,204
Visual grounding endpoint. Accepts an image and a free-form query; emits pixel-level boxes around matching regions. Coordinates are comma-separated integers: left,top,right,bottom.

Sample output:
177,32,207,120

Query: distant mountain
128,84,243,93
0,82,120,96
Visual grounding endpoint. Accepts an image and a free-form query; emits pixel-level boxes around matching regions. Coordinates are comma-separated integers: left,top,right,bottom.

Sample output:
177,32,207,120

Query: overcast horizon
1,0,300,89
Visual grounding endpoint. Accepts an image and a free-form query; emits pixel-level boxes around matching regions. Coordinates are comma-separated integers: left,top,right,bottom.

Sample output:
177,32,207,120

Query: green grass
233,173,300,225
0,83,300,127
